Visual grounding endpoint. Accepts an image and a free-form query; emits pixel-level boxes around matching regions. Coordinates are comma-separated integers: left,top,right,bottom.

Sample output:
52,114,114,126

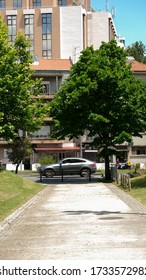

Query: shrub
131,174,146,189
135,163,140,170
39,155,55,165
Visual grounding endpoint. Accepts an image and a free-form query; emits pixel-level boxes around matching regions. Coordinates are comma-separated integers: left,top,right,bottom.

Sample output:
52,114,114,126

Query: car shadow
35,174,104,185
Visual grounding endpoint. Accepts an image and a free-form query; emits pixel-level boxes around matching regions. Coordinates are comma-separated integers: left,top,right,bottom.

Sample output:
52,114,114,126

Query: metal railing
117,173,131,191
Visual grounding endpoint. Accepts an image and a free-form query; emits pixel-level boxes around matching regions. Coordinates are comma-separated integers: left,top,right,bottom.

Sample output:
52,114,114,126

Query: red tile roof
31,59,72,71
130,60,146,72
31,58,146,73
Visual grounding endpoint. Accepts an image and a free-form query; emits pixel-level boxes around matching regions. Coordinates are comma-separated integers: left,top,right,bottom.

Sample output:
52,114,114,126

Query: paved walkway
0,182,146,259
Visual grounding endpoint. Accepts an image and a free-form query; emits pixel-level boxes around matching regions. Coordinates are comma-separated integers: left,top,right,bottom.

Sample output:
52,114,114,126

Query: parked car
38,157,97,178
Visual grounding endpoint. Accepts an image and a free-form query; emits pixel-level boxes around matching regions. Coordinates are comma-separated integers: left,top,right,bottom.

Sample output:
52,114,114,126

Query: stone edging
107,183,146,214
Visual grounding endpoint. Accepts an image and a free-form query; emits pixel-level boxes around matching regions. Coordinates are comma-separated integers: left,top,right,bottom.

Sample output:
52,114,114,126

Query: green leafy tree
50,40,146,180
7,137,33,174
0,18,48,140
126,41,146,63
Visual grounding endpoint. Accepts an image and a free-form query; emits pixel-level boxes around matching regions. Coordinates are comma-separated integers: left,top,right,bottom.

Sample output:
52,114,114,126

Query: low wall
96,163,105,170
6,163,24,171
31,163,40,171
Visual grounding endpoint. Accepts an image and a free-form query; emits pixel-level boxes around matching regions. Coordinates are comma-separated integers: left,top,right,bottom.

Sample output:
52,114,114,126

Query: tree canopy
50,40,146,179
0,17,47,140
126,41,146,63
7,137,33,174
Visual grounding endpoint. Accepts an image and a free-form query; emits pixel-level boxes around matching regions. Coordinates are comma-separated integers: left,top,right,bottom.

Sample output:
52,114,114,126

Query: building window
0,0,5,8
7,15,17,43
58,0,66,5
24,14,34,54
33,0,41,7
42,13,52,58
137,148,146,155
86,130,94,141
13,0,22,8
42,82,50,94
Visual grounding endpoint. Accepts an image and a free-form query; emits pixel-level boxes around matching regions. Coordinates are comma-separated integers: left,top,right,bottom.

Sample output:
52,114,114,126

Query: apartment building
0,0,119,170
0,0,117,60
88,10,117,49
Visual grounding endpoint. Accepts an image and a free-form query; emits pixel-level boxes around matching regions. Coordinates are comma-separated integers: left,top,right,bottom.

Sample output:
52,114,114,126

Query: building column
56,75,59,91
127,144,132,162
26,0,30,9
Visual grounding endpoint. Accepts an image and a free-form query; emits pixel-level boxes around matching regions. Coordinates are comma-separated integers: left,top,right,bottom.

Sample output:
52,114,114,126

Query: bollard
40,171,42,182
61,168,64,182
89,171,91,182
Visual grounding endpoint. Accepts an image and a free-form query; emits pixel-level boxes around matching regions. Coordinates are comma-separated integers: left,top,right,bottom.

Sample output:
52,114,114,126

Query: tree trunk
15,163,19,174
104,155,111,180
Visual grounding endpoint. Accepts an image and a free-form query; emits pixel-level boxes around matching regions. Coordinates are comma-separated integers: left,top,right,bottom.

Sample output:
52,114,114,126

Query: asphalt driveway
0,181,146,259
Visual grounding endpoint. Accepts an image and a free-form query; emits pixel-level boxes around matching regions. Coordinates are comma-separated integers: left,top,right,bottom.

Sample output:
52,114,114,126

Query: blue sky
91,0,146,47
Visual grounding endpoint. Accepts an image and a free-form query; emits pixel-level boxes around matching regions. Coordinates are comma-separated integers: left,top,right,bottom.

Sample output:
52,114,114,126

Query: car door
68,159,84,174
60,159,72,174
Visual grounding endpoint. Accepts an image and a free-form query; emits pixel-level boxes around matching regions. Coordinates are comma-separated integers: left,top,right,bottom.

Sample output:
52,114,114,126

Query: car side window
62,159,71,164
70,159,78,163
70,159,86,163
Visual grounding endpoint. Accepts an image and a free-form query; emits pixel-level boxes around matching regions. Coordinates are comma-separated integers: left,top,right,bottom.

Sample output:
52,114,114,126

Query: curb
107,183,146,214
0,186,49,237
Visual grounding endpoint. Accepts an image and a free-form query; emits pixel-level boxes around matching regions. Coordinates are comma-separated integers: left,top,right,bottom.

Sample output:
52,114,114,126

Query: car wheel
45,169,55,178
80,168,91,177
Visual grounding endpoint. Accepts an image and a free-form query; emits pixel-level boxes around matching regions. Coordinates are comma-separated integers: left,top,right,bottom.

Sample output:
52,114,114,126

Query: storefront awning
34,147,80,152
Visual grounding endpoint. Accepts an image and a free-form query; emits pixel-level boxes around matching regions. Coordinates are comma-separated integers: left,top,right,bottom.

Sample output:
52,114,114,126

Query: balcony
40,93,54,99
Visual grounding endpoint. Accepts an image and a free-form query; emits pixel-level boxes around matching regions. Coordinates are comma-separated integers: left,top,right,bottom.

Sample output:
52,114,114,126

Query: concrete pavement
0,181,146,259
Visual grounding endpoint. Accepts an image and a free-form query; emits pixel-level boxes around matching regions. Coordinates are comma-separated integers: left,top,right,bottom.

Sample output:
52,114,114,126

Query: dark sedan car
38,157,97,178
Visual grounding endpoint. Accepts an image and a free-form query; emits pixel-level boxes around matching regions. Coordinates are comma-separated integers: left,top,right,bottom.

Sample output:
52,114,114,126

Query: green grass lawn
0,170,45,222
117,169,146,206
129,175,146,206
